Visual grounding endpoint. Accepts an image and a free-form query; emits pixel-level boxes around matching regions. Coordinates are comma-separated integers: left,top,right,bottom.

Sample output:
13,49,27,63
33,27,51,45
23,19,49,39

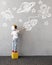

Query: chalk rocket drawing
1,9,14,21
23,18,38,31
38,0,51,19
17,2,36,13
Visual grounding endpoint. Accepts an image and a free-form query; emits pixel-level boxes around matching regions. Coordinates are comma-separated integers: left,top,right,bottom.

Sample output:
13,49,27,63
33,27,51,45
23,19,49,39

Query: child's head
11,24,17,30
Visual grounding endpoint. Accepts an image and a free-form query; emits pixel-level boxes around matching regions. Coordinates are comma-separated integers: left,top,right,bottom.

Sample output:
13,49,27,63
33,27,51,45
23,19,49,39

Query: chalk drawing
23,22,32,31
38,0,51,19
23,18,38,31
42,15,46,19
44,21,49,25
30,19,38,27
17,2,36,13
2,23,8,27
12,7,17,11
28,16,37,20
31,8,36,13
0,0,51,31
1,9,14,21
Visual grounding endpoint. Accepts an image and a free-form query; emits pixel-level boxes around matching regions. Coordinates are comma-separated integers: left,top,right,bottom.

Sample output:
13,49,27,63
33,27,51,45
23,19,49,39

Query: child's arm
19,27,25,32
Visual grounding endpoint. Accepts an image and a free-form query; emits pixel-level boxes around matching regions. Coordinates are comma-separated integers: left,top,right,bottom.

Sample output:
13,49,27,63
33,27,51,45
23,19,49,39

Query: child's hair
13,24,17,29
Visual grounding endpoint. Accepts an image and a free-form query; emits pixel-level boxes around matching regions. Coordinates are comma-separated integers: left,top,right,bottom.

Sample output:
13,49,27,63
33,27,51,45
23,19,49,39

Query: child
11,24,20,52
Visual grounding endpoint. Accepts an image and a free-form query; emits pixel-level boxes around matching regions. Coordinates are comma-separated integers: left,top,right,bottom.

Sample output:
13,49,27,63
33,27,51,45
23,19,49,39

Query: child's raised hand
19,27,25,31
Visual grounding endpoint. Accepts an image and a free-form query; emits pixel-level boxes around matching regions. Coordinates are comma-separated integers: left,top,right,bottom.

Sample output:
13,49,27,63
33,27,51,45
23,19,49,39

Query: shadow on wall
17,27,25,56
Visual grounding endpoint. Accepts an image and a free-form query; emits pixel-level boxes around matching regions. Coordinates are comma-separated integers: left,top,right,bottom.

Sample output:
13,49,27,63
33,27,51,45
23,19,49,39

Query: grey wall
0,0,52,56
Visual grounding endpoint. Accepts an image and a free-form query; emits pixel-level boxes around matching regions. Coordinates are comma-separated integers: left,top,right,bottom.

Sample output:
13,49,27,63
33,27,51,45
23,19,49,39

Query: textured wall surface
0,0,52,56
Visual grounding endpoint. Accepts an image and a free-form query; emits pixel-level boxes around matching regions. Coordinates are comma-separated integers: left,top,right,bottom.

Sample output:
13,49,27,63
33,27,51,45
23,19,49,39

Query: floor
0,56,52,65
